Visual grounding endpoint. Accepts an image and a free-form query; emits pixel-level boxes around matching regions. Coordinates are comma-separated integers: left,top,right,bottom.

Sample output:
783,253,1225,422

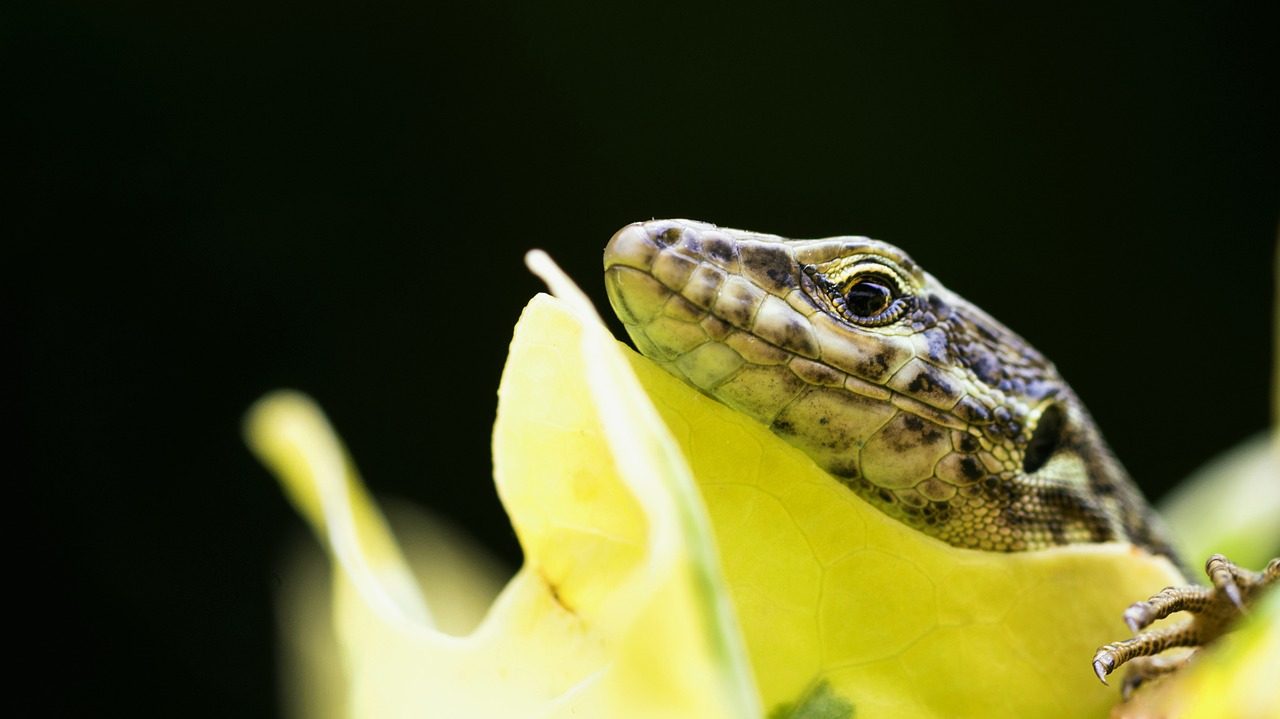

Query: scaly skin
603,219,1181,562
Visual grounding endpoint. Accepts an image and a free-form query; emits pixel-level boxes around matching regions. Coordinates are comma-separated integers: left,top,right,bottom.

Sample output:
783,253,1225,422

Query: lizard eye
844,278,894,317
802,257,916,328
832,271,912,326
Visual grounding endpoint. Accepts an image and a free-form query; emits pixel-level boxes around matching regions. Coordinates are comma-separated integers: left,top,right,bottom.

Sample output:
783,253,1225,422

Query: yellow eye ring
804,262,914,327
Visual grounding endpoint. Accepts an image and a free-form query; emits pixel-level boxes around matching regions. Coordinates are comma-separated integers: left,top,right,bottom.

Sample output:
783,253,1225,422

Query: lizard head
604,219,1175,557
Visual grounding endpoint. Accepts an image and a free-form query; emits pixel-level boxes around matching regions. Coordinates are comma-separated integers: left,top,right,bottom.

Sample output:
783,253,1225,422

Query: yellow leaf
250,254,1190,719
591,305,1184,719
247,257,759,717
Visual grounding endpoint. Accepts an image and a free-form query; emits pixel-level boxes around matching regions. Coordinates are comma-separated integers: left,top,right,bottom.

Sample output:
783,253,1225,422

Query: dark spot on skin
878,489,896,504
704,235,738,265
880,413,945,453
819,417,828,425
983,425,1009,443
921,502,953,522
770,316,819,356
957,434,980,452
908,372,936,394
954,397,991,424
905,363,957,405
772,419,796,436
958,456,985,481
804,363,844,387
881,431,918,453
740,245,796,292
707,314,734,337
718,280,758,328
967,345,1004,387
829,461,859,479
817,431,860,453
1092,480,1118,498
919,328,950,365
991,482,1018,505
856,351,892,380
972,318,1001,343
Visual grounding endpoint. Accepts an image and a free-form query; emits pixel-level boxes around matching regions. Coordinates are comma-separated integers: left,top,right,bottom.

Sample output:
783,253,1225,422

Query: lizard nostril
1023,402,1064,474
654,225,684,247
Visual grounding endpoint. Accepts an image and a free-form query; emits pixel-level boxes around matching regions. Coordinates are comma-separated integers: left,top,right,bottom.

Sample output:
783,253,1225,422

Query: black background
9,2,1278,716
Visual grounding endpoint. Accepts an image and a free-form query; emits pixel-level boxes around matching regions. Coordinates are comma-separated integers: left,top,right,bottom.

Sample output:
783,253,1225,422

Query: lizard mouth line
606,263,966,440
609,259,1073,486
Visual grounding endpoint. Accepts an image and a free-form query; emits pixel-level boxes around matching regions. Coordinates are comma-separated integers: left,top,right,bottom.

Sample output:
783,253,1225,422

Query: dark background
9,2,1278,716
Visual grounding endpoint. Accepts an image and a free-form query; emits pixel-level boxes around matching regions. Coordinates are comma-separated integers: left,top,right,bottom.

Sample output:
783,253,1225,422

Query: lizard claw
1092,655,1113,684
1091,554,1278,693
1121,602,1151,634
1206,554,1246,612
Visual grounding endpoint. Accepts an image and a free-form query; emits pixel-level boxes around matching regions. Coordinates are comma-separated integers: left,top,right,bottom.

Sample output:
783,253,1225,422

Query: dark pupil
845,280,893,317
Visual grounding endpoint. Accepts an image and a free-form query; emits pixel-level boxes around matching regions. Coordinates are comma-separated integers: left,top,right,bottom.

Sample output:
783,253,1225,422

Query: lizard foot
1092,554,1280,698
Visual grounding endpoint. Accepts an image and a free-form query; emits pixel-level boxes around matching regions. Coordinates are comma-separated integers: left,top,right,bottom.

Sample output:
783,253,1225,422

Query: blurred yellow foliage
247,254,1277,719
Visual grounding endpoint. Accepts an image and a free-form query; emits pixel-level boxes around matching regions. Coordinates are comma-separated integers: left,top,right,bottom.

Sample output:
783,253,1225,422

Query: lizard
601,218,1277,698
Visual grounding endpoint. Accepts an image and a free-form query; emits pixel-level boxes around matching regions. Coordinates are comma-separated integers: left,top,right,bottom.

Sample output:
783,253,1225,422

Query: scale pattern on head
604,219,1176,557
